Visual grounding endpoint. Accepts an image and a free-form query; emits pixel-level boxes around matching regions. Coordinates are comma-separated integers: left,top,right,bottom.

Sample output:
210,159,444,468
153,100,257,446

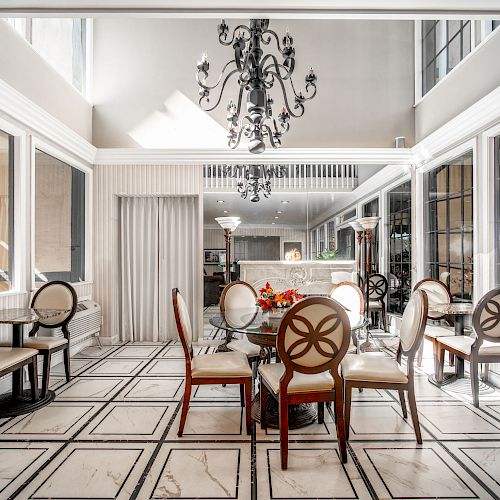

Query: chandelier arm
196,59,237,91
260,29,287,55
260,54,294,81
262,124,282,149
199,68,242,111
219,24,252,46
266,74,305,118
228,124,246,149
289,76,317,101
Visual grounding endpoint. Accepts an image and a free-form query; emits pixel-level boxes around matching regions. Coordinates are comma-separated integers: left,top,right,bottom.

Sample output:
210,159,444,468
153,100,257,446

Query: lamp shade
357,216,380,230
215,216,241,232
349,220,364,232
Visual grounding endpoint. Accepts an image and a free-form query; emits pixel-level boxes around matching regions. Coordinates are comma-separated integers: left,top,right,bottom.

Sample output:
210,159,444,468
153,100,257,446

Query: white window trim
31,137,93,291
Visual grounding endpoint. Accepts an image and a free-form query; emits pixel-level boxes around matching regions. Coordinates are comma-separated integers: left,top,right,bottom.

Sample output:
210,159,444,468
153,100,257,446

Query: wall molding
0,79,96,164
94,147,414,166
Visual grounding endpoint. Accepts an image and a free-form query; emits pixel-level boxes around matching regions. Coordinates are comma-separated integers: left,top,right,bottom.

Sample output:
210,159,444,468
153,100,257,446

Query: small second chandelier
196,19,317,154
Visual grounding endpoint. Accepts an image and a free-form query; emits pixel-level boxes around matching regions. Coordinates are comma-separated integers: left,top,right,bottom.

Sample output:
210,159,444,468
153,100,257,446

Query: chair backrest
473,287,500,345
172,288,194,367
31,281,77,329
220,280,257,312
413,278,451,320
367,273,388,301
277,297,350,391
329,281,364,315
398,290,428,362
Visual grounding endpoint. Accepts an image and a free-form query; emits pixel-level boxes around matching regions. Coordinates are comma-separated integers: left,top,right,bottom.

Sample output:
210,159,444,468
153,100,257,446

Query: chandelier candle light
196,19,317,154
215,216,241,284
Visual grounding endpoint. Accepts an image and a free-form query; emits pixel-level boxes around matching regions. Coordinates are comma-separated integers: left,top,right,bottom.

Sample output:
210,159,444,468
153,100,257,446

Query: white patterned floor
0,308,500,499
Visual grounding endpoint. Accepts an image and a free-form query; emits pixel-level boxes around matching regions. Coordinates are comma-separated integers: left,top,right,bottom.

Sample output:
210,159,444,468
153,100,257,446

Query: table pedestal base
0,390,55,418
251,391,318,429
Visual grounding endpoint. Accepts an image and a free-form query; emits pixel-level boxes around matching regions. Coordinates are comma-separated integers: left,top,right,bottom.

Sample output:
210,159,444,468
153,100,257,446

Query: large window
0,130,14,292
422,20,471,95
387,181,412,314
337,227,355,260
495,137,500,286
425,151,473,301
318,225,325,253
363,197,380,272
35,150,86,284
310,229,317,260
327,221,336,250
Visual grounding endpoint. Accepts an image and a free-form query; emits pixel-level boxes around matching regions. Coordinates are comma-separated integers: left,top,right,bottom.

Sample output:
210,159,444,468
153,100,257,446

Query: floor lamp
349,220,364,287
215,216,241,284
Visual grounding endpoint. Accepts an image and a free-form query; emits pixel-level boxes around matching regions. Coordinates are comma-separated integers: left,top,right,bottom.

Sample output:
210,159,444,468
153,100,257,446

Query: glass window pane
35,150,86,284
0,130,14,292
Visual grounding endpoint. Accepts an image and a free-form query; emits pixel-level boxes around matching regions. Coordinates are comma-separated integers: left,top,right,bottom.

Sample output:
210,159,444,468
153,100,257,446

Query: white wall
415,29,500,142
93,163,203,342
0,21,92,142
92,18,415,148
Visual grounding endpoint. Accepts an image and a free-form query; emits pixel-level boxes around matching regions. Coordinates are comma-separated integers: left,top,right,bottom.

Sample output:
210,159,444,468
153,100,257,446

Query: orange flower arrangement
257,282,303,312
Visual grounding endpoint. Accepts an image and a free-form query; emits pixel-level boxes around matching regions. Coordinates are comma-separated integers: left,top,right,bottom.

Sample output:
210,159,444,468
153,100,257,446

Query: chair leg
279,395,289,470
381,309,388,332
344,382,352,440
334,386,348,463
41,352,52,398
244,379,252,435
240,383,245,407
407,384,422,444
178,379,192,437
63,347,71,383
318,402,324,424
260,384,267,430
449,352,455,367
28,356,39,402
470,357,480,408
398,389,408,419
416,342,424,367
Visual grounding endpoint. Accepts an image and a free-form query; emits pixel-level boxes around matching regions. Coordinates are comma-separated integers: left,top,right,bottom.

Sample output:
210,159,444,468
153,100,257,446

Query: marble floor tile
0,402,103,440
109,344,165,358
350,441,495,499
350,387,393,402
115,376,184,401
417,402,500,439
49,358,98,377
256,442,371,499
0,442,63,499
80,358,150,377
167,403,248,440
137,443,251,500
77,402,176,441
72,345,119,358
16,442,155,500
143,358,186,376
193,382,241,400
56,376,130,401
160,345,204,358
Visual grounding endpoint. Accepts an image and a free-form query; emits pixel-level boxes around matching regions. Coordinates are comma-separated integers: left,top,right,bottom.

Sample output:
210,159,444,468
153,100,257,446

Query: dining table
428,301,475,386
0,307,69,418
210,306,367,429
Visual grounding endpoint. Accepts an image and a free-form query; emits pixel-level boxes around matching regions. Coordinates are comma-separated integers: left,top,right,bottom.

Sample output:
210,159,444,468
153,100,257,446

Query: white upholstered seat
258,363,334,394
227,338,261,357
369,300,383,309
0,347,39,370
341,353,408,384
438,335,500,356
24,337,68,350
423,325,454,338
191,351,252,378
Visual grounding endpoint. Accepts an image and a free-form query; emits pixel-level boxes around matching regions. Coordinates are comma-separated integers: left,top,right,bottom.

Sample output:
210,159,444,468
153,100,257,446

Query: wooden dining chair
0,347,39,401
366,273,388,331
342,289,428,444
414,278,454,369
23,281,77,396
436,287,500,407
258,296,351,469
220,280,261,361
173,288,253,436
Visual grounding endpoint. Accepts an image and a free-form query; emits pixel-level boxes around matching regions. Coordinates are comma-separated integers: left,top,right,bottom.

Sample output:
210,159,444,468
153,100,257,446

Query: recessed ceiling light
217,200,225,203
271,222,276,225
223,210,229,214
281,200,289,204
276,210,283,214
274,216,279,219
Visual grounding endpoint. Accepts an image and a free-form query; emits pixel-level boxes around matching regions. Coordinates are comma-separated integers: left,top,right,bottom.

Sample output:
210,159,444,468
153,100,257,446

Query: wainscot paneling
94,163,203,342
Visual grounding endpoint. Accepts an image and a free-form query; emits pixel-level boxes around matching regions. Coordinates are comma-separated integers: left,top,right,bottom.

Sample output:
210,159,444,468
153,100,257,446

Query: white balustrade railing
203,163,358,192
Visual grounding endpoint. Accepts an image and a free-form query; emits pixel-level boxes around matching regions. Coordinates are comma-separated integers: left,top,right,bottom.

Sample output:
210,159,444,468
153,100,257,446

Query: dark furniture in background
204,274,224,306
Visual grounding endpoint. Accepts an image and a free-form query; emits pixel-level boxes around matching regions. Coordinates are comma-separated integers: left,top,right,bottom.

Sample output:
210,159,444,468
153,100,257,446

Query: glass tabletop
210,307,367,336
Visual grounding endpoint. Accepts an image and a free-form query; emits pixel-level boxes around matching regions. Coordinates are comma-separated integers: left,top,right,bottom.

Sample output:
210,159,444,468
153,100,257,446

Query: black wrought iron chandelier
223,164,286,202
196,19,317,154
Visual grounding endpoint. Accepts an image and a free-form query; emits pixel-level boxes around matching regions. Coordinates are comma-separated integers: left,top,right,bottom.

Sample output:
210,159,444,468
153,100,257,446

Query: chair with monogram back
342,290,428,443
258,296,351,469
436,288,500,407
173,288,253,436
366,273,388,331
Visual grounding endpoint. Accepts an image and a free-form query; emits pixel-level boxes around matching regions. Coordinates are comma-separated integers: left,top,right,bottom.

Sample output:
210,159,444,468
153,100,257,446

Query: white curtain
119,196,199,342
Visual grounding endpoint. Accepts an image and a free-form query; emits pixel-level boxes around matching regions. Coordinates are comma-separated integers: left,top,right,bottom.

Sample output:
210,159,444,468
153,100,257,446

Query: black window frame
387,180,412,315
337,226,355,260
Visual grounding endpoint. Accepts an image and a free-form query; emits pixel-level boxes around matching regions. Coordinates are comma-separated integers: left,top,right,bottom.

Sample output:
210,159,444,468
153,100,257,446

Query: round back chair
172,288,194,364
330,281,364,315
413,278,451,320
398,290,429,361
220,280,257,329
31,281,77,330
473,287,500,347
277,296,350,387
367,273,388,301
